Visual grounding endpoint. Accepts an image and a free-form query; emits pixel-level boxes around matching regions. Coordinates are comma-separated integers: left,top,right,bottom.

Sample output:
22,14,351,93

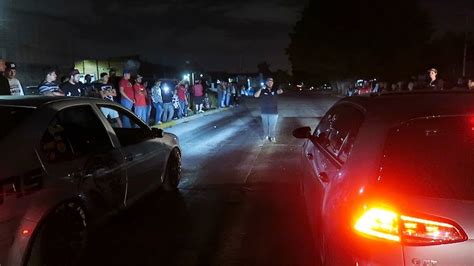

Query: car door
38,105,127,213
97,104,168,203
303,104,364,233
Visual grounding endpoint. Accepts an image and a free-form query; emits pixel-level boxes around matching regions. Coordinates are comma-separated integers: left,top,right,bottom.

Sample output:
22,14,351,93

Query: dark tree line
287,0,434,82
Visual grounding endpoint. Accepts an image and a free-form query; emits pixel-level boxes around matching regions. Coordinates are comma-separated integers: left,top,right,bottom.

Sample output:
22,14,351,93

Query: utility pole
463,14,469,77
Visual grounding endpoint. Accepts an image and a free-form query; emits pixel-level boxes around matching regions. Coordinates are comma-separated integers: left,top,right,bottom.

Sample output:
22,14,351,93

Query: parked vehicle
0,96,181,266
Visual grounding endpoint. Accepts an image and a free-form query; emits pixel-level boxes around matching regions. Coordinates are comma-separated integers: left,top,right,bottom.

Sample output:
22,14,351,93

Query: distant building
74,56,141,82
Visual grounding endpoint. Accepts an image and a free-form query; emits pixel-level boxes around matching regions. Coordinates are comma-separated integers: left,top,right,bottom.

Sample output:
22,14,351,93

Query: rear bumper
403,240,474,265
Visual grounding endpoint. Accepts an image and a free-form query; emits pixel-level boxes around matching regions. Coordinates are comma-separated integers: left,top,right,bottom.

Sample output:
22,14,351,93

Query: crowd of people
216,81,242,108
349,68,474,95
0,58,216,126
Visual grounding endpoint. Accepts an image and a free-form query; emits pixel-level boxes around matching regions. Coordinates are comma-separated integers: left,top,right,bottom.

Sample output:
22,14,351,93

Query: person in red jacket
133,75,148,122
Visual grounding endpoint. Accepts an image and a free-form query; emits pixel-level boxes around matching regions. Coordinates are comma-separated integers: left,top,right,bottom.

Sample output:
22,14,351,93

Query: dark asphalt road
82,92,339,266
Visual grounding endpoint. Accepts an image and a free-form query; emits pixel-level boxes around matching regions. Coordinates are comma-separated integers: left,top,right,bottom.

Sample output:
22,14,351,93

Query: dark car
0,96,181,266
293,91,474,265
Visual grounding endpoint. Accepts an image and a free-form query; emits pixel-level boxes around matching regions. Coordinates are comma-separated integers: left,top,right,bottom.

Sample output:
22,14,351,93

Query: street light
183,73,190,82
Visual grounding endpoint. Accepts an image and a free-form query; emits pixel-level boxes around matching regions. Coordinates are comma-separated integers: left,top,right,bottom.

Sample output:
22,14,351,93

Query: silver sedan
0,96,181,266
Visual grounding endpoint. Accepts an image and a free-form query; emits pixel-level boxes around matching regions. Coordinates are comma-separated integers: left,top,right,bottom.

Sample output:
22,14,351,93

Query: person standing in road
0,59,11,95
151,80,164,125
38,69,64,96
5,62,24,95
254,77,283,142
427,68,443,90
133,75,148,122
61,69,83,96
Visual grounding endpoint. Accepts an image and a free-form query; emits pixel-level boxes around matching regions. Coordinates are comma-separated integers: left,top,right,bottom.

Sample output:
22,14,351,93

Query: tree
423,31,474,82
257,61,272,77
287,0,432,82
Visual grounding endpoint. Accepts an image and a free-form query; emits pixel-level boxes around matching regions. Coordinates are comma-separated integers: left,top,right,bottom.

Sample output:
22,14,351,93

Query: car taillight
354,207,468,245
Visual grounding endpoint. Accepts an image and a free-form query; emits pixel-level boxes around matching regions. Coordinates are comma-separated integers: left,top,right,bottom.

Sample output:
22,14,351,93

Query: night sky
13,0,474,72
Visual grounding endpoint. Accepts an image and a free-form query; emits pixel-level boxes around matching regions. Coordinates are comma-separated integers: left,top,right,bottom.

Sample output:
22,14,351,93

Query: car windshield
0,106,34,139
378,116,474,201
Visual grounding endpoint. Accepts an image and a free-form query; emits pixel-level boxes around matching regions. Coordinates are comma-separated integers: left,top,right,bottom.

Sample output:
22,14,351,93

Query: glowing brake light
354,208,400,242
354,207,468,245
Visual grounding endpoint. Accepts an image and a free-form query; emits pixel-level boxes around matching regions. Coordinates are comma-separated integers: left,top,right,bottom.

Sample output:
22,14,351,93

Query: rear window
378,116,474,201
0,106,34,139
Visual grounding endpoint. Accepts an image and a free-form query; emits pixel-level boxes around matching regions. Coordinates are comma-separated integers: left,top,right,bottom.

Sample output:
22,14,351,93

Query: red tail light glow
354,207,468,246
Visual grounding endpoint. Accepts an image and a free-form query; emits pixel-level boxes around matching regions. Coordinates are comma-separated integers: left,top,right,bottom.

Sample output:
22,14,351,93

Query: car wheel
26,201,87,266
163,148,181,191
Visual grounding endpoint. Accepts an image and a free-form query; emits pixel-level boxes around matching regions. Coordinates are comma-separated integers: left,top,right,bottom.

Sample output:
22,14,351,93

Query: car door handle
124,154,134,161
318,172,329,183
306,153,314,160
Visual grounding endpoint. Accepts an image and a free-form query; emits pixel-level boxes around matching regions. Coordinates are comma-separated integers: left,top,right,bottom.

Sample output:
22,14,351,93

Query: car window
99,106,146,130
40,105,113,162
314,105,364,163
378,116,474,201
99,105,151,147
0,106,35,139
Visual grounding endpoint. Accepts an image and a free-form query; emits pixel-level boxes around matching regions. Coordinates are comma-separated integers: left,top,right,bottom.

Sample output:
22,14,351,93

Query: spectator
0,59,11,95
97,72,122,127
97,73,117,100
192,79,204,113
217,81,224,108
143,81,152,124
151,80,164,125
161,82,174,122
427,68,443,90
38,69,64,96
119,70,134,127
407,81,415,91
254,77,283,142
228,82,237,106
203,93,211,110
61,69,83,96
84,74,92,84
233,83,241,106
172,89,180,120
83,74,98,97
133,75,148,122
467,77,474,90
390,83,399,91
176,81,188,118
451,77,468,90
5,62,24,95
219,81,227,107
225,82,233,106
109,69,120,102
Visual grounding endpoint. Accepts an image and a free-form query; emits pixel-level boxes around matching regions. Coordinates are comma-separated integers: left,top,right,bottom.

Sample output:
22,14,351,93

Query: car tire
26,201,87,266
163,148,181,191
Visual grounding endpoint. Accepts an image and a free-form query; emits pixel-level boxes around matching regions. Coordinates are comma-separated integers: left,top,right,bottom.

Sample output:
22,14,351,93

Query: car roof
0,96,109,109
339,91,474,124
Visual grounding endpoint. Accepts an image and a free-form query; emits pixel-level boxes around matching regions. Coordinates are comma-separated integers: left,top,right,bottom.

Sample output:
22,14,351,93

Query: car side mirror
292,127,311,139
151,128,164,138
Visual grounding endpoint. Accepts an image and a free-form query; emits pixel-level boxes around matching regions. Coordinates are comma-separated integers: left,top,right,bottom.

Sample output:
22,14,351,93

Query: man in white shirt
5,62,24,96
